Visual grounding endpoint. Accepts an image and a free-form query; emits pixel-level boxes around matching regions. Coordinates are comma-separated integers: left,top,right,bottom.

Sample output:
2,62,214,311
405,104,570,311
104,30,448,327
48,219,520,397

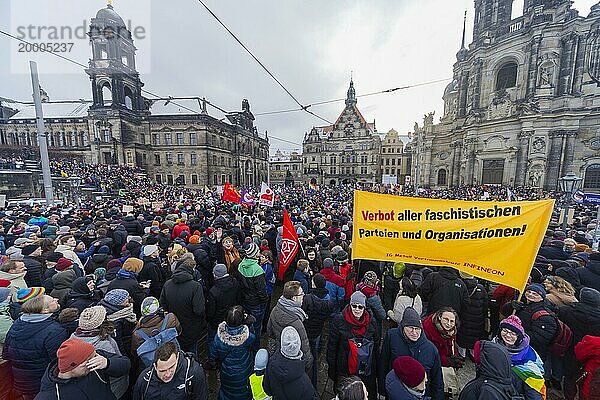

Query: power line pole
30,61,54,205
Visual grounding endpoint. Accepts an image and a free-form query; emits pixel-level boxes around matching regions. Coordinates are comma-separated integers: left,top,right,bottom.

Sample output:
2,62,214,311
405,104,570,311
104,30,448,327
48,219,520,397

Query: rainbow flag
309,182,319,192
511,346,546,400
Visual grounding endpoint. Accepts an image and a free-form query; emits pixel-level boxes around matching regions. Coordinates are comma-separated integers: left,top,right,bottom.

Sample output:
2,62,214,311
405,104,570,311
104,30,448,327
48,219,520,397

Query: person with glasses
327,291,379,400
379,307,444,400
492,315,546,400
266,281,313,373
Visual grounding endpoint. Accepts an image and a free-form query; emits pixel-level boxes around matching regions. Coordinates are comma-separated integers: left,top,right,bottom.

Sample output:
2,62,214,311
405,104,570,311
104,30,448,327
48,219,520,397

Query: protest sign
352,191,554,292
122,205,134,214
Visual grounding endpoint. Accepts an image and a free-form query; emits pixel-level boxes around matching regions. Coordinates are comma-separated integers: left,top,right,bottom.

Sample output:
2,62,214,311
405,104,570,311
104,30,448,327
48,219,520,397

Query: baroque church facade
0,4,269,188
302,80,381,185
415,0,600,190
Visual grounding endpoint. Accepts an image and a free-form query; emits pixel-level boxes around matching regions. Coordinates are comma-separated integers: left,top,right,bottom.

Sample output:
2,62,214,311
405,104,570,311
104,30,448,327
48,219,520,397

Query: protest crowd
0,161,599,400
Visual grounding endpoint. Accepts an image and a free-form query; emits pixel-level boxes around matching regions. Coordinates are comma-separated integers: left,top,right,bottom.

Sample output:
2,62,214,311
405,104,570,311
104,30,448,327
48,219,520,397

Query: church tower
86,3,146,113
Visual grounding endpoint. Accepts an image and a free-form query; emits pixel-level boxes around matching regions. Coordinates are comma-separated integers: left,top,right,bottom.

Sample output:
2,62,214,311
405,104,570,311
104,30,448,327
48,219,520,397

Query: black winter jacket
302,288,335,339
459,341,518,400
558,301,600,347
263,351,318,400
160,266,206,348
457,279,489,349
206,275,241,329
326,309,380,383
133,351,208,400
419,267,467,315
121,215,144,236
23,255,44,287
514,301,558,358
107,274,149,317
34,350,130,400
139,256,165,299
577,261,600,292
85,253,113,275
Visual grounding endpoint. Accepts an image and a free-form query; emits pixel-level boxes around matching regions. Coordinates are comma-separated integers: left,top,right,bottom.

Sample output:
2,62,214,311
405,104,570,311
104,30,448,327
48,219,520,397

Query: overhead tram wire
194,0,333,125
254,77,452,117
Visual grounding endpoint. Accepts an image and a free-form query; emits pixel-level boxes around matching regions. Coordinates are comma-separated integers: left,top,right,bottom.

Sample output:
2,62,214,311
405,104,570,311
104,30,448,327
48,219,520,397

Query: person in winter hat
238,242,268,351
327,291,379,399
357,270,386,333
249,349,271,400
386,356,429,400
131,296,181,370
34,337,130,400
70,305,129,399
99,289,137,360
379,307,444,400
492,315,547,400
263,326,318,400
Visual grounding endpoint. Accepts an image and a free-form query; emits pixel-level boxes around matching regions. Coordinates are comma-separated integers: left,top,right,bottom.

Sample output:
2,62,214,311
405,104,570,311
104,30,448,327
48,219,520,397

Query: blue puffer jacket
4,314,68,396
209,322,255,400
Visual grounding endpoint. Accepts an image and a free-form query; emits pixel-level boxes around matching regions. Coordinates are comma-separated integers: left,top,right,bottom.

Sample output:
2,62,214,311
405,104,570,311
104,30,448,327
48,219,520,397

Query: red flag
222,182,241,203
278,209,299,281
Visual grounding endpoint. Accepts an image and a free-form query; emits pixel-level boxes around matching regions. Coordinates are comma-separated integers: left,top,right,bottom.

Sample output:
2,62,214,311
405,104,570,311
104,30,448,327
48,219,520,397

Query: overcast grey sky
1,0,599,153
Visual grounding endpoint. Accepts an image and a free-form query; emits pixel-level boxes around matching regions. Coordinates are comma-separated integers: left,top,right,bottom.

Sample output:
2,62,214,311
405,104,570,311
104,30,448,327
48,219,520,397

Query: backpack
347,337,374,377
136,315,180,367
531,310,573,357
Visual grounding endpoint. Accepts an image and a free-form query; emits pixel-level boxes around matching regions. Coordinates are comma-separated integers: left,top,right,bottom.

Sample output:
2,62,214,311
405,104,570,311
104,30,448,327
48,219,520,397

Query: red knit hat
392,356,426,388
57,338,95,373
189,235,200,244
159,223,169,231
55,258,73,272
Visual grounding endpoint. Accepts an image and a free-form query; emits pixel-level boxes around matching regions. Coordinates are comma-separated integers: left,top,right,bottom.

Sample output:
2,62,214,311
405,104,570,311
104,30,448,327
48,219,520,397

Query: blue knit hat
103,289,129,306
254,348,269,370
525,283,547,299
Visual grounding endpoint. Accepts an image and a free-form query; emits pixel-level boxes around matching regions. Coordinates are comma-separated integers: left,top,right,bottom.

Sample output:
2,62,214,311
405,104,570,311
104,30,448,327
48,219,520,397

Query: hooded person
263,326,319,400
575,335,600,400
386,356,430,400
50,259,78,307
459,341,519,400
22,243,43,287
64,276,101,313
34,337,130,400
70,305,129,399
41,252,64,292
85,245,113,275
160,252,206,355
379,307,444,400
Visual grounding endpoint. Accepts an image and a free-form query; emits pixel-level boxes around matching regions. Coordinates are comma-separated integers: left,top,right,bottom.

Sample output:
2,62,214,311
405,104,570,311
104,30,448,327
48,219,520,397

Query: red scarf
344,306,370,337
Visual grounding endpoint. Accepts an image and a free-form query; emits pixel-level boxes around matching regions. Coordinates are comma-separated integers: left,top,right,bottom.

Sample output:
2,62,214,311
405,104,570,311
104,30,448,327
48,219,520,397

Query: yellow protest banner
352,191,554,293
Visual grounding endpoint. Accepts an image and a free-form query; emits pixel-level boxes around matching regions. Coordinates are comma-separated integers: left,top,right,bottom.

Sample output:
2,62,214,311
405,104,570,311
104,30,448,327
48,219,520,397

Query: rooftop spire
346,77,356,107
461,10,467,49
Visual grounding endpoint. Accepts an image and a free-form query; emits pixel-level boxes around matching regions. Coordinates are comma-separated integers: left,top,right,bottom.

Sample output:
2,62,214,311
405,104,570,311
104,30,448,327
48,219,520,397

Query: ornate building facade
302,80,381,185
269,150,302,185
380,129,411,184
0,4,269,188
414,0,600,190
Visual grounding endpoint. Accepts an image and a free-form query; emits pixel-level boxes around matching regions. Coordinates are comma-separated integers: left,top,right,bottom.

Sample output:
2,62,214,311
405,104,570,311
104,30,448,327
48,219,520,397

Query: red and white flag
259,182,274,207
278,209,299,281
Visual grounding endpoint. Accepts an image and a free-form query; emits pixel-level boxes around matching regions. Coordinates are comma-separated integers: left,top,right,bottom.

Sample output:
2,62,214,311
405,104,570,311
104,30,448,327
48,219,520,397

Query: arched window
101,83,112,106
496,62,518,91
584,164,600,189
437,169,447,185
124,87,134,110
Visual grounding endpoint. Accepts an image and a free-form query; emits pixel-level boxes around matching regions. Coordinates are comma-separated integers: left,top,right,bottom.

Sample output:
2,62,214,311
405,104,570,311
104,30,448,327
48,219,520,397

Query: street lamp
558,172,583,232
69,176,81,208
